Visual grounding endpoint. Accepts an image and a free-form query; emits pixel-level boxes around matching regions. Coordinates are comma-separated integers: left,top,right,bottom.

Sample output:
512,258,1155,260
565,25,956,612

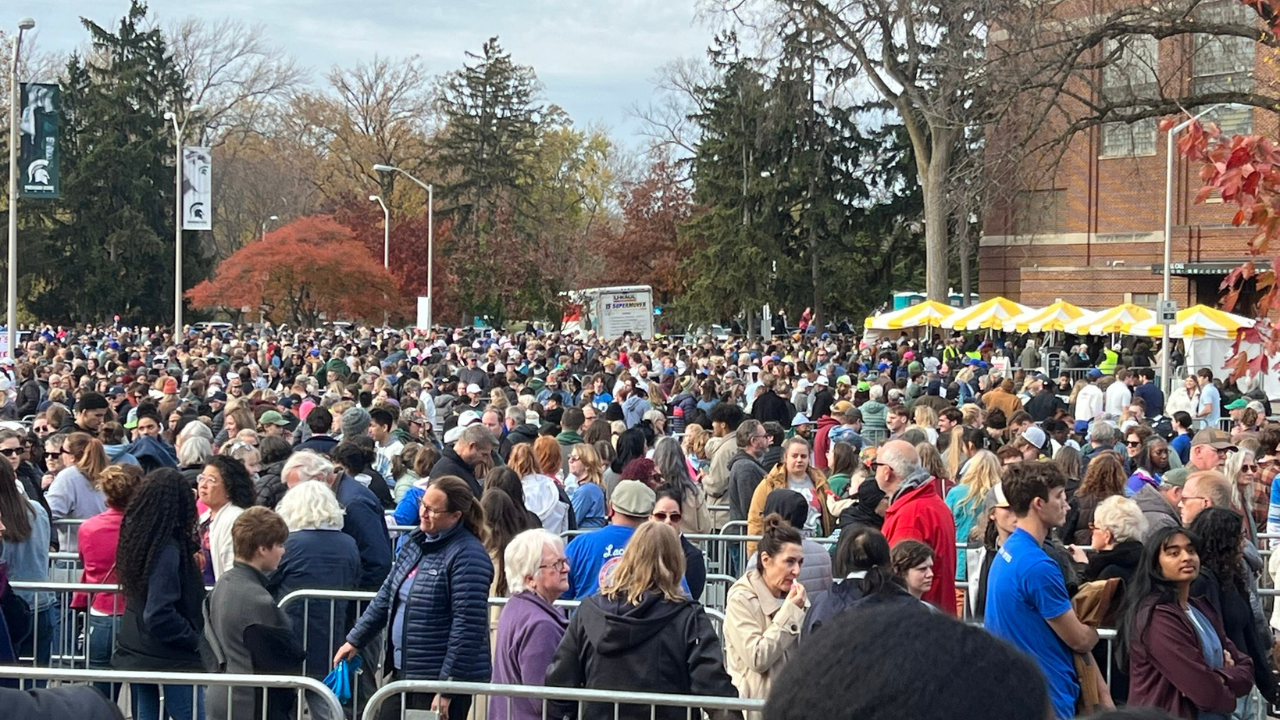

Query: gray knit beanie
341,406,371,439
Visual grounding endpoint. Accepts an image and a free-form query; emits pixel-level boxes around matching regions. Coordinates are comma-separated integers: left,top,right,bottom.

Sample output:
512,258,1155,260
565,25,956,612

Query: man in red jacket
875,439,958,615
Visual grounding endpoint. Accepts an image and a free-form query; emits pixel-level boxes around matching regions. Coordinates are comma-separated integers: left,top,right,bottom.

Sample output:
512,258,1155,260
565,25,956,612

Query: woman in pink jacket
76,464,140,699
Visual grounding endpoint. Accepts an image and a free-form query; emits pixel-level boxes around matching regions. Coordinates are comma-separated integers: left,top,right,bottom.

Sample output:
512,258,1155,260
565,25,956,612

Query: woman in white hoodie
508,443,568,533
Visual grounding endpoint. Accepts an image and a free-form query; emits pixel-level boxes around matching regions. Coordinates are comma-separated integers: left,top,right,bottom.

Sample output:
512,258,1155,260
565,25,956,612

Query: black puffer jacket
546,592,737,720
505,423,540,448
255,460,288,509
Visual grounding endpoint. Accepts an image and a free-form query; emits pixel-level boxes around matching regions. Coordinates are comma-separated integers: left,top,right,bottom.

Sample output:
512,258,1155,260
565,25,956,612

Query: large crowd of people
0,321,1275,720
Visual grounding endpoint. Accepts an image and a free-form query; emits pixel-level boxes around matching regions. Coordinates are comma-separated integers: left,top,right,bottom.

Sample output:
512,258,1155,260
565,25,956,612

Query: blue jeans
86,614,120,701
132,683,204,720
18,604,54,672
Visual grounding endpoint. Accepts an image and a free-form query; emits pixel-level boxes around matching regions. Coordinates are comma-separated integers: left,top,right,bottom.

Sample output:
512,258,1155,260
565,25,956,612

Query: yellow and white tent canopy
1002,300,1086,333
1064,303,1153,336
1126,305,1254,339
941,297,1031,331
865,300,956,330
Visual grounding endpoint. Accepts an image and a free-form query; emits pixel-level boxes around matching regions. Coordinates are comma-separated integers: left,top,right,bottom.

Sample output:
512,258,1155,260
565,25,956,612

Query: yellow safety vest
1098,348,1118,376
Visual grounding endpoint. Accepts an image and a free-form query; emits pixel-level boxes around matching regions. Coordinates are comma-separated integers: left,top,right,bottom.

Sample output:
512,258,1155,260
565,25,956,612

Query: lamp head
163,111,176,121
369,195,379,202
372,164,396,173
18,18,35,31
269,215,279,221
189,104,206,115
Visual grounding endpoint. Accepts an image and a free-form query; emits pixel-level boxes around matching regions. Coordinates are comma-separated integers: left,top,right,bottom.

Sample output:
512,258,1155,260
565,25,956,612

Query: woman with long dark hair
1120,525,1253,718
0,458,52,666
1189,507,1277,712
199,455,256,581
112,468,206,720
651,437,712,534
802,526,893,637
605,428,646,497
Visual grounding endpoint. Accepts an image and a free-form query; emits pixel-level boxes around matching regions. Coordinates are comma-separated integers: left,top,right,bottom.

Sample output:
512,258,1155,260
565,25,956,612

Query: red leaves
186,215,401,325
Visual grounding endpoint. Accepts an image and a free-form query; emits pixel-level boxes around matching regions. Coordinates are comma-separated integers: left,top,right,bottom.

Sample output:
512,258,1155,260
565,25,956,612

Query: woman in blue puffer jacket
335,475,494,720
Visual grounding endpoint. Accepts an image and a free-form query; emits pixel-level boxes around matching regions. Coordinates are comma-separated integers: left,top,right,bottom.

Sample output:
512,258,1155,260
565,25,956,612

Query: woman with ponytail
336,475,494,720
47,431,110,521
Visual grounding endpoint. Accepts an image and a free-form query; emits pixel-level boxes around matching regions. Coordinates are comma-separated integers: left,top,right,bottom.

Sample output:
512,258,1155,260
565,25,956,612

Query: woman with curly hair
112,468,206,720
1063,450,1127,546
1188,506,1278,711
199,455,256,581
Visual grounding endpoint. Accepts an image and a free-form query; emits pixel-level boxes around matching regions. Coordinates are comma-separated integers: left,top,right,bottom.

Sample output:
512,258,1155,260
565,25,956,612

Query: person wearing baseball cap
562,479,656,599
257,410,290,438
1187,428,1236,472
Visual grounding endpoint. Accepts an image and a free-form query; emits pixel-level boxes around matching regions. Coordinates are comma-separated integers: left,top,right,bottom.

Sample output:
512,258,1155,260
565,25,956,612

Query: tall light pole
163,103,204,338
260,214,278,241
8,17,34,360
372,164,432,329
369,195,389,268
1162,104,1220,396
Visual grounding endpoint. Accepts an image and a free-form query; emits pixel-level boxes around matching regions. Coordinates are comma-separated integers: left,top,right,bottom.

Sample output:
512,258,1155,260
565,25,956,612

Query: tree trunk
922,156,951,302
959,223,972,306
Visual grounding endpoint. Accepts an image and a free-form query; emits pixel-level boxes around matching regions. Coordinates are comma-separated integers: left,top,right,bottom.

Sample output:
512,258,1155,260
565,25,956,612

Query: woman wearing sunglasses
650,487,706,601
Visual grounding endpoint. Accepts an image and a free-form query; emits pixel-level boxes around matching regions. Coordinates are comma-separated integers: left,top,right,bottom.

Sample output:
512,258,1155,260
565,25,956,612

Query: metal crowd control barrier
9,580,123,669
0,666,344,720
362,679,764,720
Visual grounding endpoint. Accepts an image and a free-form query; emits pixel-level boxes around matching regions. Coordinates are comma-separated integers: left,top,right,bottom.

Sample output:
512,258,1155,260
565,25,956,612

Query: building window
1014,189,1066,236
1192,1,1255,136
1100,36,1158,157
1132,293,1160,309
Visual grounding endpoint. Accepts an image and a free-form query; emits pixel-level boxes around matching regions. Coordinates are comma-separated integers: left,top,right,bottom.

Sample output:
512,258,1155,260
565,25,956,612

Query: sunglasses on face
652,512,682,523
1242,464,1260,472
1125,441,1141,447
0,448,21,457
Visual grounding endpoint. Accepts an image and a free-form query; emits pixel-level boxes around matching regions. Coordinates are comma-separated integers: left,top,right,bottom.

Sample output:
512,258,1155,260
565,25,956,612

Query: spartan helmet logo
27,159,50,185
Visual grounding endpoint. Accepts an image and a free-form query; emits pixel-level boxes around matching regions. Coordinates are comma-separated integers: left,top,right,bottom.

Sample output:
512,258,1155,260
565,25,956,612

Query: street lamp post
8,17,34,361
163,104,204,338
369,195,389,268
1162,104,1221,396
372,165,432,329
260,214,278,241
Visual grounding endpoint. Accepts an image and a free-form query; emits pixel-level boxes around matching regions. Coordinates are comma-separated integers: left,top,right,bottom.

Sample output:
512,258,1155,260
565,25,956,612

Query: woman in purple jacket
489,529,569,720
1120,525,1253,718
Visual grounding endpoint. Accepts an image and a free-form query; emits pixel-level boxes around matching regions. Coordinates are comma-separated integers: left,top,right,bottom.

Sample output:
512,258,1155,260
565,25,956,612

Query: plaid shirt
1250,468,1274,534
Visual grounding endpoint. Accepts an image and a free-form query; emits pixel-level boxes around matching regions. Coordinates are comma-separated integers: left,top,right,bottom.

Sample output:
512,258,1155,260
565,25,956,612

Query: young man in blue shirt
563,480,654,599
985,461,1106,718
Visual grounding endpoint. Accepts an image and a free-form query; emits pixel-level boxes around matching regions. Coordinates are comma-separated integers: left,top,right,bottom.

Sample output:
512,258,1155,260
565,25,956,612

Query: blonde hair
682,425,708,460
955,450,1001,515
913,405,938,429
602,521,686,605
508,443,539,478
571,443,604,487
276,480,346,531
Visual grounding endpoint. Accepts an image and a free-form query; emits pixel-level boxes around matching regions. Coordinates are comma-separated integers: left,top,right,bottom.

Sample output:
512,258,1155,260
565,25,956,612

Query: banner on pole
182,146,212,230
416,297,430,331
19,83,59,199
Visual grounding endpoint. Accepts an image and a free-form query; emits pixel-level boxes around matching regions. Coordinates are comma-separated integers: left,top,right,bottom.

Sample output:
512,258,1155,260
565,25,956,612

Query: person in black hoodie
112,468,208,720
546,522,737,720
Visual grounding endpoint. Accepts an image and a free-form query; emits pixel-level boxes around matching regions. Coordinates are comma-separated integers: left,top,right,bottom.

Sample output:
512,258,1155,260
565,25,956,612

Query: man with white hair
283,451,391,592
875,439,957,615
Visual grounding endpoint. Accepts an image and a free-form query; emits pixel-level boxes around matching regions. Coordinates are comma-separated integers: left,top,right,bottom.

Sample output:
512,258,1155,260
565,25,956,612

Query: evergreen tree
27,1,196,324
674,34,776,327
434,37,546,322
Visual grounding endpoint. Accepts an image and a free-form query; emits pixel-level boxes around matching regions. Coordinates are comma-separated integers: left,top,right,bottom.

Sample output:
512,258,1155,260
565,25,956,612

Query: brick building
981,0,1275,313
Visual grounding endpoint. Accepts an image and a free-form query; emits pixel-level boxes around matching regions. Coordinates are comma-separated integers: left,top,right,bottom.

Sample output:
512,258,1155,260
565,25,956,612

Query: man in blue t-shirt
985,462,1105,719
1196,368,1221,430
563,480,655,599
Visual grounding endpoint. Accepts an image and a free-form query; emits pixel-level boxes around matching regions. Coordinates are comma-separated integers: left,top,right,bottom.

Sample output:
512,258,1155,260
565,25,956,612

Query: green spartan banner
19,83,59,199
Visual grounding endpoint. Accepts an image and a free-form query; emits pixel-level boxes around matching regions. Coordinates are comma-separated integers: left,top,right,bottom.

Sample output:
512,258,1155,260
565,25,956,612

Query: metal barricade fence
362,679,764,720
0,666,344,720
9,580,123,670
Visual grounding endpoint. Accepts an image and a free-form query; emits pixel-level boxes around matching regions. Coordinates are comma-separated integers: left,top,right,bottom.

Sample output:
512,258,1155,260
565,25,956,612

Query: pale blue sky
9,0,714,139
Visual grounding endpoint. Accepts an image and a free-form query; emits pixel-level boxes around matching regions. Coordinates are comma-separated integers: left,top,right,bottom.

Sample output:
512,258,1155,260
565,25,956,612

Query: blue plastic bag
323,655,363,704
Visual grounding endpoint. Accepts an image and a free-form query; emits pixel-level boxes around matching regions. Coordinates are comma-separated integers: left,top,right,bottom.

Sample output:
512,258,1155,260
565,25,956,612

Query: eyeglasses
538,558,569,571
196,474,222,486
419,504,457,517
1181,495,1210,504
1242,464,1260,472
569,455,581,462
0,448,22,457
652,512,682,523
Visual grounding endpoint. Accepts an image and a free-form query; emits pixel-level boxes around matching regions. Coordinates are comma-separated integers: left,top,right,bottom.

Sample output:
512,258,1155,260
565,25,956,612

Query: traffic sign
1157,300,1177,325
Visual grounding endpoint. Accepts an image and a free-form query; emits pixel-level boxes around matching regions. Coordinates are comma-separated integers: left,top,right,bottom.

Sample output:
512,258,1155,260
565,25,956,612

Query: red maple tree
598,157,691,305
186,215,402,327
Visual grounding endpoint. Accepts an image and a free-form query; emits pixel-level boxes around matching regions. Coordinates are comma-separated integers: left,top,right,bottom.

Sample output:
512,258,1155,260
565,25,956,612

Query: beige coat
680,486,714,535
724,570,808,717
